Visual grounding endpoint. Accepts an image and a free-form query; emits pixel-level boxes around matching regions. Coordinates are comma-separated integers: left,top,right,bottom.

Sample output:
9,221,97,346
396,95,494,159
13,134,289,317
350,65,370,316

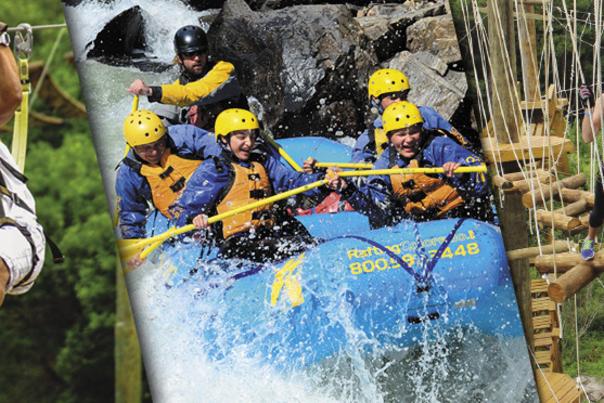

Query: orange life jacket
390,159,464,218
216,161,274,239
139,149,202,218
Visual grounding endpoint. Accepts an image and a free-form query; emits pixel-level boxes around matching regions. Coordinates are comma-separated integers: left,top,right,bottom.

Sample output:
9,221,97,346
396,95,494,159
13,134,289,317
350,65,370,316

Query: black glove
579,84,595,108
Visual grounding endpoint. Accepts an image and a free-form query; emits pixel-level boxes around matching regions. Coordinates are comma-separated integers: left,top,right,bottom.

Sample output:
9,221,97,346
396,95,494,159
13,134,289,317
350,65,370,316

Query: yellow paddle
334,164,488,177
118,178,329,260
121,96,140,159
258,131,304,172
314,162,372,169
118,163,488,261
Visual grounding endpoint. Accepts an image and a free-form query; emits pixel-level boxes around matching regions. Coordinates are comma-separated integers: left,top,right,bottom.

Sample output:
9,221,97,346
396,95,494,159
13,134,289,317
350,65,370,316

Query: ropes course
456,0,604,400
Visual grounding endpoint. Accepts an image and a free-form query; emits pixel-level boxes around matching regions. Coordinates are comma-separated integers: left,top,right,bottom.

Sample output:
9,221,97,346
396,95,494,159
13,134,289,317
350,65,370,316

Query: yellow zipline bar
11,58,30,171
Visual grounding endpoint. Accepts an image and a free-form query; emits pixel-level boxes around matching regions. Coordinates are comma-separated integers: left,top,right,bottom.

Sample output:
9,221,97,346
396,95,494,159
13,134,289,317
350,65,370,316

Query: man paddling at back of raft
351,68,470,164
327,101,489,227
174,108,328,263
127,25,248,131
0,22,46,306
116,110,222,268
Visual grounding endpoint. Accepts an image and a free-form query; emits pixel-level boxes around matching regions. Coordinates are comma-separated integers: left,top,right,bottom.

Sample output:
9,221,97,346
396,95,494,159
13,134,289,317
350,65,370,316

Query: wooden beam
548,263,598,303
522,174,586,208
502,168,551,182
553,198,588,217
535,252,582,273
507,240,571,261
535,250,604,273
492,175,513,189
508,175,551,194
536,209,581,231
560,173,587,189
559,188,594,208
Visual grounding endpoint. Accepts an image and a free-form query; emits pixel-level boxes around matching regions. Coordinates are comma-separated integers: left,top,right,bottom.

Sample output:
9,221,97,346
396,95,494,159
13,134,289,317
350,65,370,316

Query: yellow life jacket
139,149,202,218
390,160,464,218
216,161,274,239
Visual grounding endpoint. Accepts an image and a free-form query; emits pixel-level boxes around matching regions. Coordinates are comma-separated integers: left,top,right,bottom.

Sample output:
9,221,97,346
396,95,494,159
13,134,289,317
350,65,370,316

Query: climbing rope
29,27,67,108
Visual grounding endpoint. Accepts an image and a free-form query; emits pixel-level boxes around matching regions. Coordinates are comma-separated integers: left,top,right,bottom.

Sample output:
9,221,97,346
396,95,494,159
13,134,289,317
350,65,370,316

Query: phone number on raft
348,242,481,275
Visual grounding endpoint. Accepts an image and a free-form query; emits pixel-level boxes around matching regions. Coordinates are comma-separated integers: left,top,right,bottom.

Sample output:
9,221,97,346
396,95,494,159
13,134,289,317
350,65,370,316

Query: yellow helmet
382,101,424,134
367,68,410,99
123,110,166,146
215,108,260,138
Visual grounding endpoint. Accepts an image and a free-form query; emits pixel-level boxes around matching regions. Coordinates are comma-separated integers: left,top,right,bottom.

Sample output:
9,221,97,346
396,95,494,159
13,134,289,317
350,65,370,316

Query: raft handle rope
7,23,66,32
326,218,467,289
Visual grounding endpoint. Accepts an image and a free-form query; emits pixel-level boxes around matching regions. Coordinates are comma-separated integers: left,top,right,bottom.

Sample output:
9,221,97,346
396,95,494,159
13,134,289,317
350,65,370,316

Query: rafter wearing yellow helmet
329,100,492,224
351,68,470,164
116,110,223,269
171,108,327,263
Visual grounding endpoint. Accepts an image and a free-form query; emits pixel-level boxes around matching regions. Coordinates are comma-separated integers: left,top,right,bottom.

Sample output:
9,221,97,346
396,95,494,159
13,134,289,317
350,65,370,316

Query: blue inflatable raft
145,137,523,372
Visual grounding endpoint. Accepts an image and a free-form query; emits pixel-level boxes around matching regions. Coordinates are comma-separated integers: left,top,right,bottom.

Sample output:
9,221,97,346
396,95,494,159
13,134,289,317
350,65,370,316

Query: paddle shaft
126,164,486,259
337,165,488,177
315,162,372,169
259,131,303,172
133,178,329,259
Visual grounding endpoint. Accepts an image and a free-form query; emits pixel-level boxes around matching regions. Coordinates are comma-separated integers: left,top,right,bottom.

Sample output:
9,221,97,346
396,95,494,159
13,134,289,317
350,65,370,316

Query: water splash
65,0,213,63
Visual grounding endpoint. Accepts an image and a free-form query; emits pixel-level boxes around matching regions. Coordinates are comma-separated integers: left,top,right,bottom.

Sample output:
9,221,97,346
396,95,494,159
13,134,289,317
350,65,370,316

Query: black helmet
174,25,208,55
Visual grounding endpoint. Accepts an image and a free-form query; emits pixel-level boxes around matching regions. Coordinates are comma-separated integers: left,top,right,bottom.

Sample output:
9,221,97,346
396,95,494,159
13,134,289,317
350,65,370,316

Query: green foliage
561,283,604,378
0,3,116,402
0,126,116,403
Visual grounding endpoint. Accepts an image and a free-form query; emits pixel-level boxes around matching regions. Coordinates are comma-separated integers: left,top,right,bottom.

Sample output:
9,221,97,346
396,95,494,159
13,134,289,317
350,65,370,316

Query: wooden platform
531,279,584,402
536,371,583,403
531,279,561,372
481,135,574,165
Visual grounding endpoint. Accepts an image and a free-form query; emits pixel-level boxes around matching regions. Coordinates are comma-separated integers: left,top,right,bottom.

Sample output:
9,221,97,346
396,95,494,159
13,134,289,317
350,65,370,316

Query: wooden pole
488,0,532,345
488,0,520,142
548,263,599,303
116,258,142,403
517,1,541,103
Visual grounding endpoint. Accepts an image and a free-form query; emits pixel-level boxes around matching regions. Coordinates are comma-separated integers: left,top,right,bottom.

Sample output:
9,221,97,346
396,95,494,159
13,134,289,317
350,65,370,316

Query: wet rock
406,14,462,64
355,1,446,61
85,7,149,66
208,0,377,137
385,51,466,120
185,0,385,12
578,376,604,402
198,9,221,27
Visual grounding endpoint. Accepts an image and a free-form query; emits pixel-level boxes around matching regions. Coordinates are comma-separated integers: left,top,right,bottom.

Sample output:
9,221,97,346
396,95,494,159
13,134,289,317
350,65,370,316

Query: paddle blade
117,238,146,262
